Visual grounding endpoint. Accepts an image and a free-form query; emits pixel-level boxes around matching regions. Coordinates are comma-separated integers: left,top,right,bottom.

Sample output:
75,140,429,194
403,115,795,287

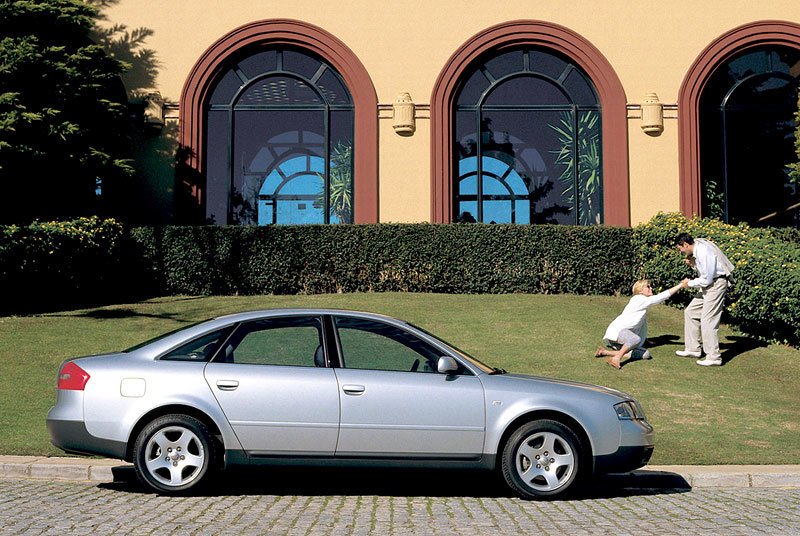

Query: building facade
105,1,800,228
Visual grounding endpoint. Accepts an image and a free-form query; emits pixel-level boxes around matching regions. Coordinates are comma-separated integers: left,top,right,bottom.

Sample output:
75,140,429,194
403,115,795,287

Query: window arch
679,21,800,226
454,48,602,224
180,19,378,224
431,21,628,225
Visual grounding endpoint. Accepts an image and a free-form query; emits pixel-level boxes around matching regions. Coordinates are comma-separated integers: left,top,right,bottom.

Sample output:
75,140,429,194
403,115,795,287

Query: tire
501,419,583,500
133,414,216,494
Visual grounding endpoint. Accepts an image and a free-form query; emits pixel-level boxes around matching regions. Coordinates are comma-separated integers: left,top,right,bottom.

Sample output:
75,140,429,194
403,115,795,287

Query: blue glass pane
515,200,530,224
260,170,282,195
506,169,527,195
482,177,508,195
484,201,511,223
281,173,323,195
257,201,274,225
457,201,478,222
277,200,323,224
482,156,511,177
459,174,477,195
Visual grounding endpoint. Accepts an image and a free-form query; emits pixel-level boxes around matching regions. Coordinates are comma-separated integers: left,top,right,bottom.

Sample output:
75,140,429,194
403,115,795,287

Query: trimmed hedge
633,213,800,345
0,217,124,311
126,224,634,296
3,215,798,345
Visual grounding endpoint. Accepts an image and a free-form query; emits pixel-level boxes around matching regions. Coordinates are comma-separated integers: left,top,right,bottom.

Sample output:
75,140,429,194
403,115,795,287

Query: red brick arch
678,21,800,218
430,21,630,226
180,19,379,223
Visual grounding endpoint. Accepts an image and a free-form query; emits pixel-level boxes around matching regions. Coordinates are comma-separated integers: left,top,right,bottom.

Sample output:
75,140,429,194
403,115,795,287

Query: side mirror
437,356,459,374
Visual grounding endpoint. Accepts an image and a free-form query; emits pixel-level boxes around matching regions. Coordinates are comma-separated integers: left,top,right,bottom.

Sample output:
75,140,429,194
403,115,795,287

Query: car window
221,316,324,367
335,317,441,373
160,328,231,362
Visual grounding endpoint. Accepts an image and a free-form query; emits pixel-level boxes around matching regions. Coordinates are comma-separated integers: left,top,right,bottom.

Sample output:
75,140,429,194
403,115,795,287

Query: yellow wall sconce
392,92,415,135
641,93,664,135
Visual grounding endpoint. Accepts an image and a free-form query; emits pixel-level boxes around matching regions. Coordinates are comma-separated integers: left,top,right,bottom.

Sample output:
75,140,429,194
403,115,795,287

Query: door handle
216,380,239,391
342,384,365,395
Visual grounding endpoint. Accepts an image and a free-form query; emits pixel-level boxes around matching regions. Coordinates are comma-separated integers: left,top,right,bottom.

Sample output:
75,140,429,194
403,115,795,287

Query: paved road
2,467,799,535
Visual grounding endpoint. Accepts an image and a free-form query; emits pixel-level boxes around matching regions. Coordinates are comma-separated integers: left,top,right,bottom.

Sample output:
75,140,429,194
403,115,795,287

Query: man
675,233,735,366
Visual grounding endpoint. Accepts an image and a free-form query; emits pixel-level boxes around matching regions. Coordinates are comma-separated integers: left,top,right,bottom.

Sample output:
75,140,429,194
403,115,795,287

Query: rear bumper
47,418,127,460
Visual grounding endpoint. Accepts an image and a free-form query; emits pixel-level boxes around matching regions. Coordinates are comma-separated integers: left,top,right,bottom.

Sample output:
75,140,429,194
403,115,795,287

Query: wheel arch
495,410,595,473
125,404,225,463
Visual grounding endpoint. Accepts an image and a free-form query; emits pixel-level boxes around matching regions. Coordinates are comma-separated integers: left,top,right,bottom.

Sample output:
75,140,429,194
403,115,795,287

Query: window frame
209,315,328,368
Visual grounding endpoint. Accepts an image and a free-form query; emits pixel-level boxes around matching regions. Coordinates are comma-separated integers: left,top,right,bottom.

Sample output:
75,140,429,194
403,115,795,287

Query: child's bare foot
605,356,621,369
595,347,605,358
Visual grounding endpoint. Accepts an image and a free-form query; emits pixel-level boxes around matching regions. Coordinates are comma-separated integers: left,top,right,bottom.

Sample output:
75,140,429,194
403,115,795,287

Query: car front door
203,315,339,456
332,316,485,459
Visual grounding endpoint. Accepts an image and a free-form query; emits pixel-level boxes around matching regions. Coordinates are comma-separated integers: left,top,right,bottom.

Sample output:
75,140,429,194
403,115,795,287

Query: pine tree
0,0,133,223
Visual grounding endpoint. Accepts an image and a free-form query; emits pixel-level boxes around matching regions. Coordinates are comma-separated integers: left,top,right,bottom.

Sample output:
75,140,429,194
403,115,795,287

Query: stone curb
2,457,800,488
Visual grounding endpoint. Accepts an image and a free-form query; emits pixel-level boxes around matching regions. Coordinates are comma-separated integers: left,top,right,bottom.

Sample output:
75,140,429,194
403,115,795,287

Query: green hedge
0,217,124,311
4,216,798,345
633,213,800,344
126,224,634,296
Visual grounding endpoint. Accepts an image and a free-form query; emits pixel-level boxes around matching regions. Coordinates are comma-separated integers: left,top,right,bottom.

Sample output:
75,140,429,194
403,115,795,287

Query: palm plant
317,140,353,223
549,111,602,225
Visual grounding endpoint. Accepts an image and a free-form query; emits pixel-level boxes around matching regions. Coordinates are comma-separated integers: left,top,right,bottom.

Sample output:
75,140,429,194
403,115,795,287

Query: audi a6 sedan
48,309,654,498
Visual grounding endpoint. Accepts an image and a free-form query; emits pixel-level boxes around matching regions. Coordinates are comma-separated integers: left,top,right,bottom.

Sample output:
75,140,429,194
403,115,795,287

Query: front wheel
133,414,216,494
501,419,583,500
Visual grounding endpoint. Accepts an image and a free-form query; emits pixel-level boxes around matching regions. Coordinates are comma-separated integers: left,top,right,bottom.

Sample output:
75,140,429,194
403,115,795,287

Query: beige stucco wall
102,0,800,225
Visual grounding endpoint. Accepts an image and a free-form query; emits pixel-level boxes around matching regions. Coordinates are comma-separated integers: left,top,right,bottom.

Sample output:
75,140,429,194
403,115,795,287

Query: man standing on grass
675,233,735,367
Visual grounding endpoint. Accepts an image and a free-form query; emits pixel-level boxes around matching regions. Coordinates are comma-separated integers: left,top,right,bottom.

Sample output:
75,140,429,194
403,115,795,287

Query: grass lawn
1,292,797,465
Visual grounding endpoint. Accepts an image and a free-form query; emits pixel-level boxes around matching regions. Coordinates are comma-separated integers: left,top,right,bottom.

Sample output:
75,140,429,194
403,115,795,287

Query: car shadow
103,466,690,500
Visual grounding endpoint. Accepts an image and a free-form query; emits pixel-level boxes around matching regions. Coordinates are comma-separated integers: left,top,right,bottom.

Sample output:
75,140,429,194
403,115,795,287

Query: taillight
58,362,90,391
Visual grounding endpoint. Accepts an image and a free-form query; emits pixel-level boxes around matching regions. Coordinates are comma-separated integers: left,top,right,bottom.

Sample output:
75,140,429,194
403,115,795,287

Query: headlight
614,400,646,420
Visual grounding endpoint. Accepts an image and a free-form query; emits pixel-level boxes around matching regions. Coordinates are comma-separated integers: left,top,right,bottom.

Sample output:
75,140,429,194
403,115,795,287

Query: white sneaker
675,350,702,358
641,349,652,360
696,357,722,366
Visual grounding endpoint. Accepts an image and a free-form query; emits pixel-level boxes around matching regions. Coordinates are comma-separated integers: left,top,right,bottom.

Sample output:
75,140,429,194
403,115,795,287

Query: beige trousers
684,277,728,361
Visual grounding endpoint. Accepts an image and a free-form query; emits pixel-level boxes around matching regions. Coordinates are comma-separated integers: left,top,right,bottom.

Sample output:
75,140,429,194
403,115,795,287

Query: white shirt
688,240,728,288
603,290,672,344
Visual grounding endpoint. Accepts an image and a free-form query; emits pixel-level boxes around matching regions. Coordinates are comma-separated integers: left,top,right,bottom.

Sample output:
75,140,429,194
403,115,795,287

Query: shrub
125,223,634,297
633,213,800,344
0,217,124,311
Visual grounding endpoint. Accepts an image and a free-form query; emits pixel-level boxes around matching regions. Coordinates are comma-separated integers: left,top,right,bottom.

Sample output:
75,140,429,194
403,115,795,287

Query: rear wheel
133,414,216,494
501,419,583,500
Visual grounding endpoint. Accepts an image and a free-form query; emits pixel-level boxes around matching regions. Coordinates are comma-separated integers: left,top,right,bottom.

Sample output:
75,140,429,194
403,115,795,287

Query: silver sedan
47,309,654,498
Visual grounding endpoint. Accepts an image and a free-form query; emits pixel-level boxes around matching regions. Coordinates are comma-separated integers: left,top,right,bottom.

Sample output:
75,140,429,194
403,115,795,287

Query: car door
332,315,485,458
203,315,340,456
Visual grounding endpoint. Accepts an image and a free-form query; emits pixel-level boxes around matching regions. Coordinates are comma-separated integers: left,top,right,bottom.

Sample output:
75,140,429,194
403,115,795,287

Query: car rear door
203,315,340,456
332,315,485,458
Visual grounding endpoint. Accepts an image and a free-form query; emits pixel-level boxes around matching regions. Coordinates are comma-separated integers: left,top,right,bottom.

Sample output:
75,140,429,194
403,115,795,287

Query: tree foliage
0,0,134,223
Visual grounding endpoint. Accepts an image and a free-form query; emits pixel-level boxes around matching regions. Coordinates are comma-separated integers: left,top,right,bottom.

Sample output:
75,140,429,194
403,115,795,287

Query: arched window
205,48,354,225
431,22,628,226
454,48,602,224
699,46,800,227
180,20,378,225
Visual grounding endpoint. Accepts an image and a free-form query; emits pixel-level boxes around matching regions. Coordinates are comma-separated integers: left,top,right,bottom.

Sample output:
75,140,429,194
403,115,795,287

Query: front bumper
594,444,654,473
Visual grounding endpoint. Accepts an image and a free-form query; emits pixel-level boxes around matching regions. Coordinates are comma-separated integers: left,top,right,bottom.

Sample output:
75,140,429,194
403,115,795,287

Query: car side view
47,309,654,498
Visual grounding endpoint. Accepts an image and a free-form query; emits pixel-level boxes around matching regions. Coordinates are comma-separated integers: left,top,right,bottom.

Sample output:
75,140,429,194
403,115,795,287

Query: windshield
407,322,496,374
123,319,214,352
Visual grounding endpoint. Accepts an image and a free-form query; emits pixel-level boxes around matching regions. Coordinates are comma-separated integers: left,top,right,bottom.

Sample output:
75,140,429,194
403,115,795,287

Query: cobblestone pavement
2,468,800,535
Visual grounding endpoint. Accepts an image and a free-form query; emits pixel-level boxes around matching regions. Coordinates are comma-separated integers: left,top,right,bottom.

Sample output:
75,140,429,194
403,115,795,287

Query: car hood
484,372,634,401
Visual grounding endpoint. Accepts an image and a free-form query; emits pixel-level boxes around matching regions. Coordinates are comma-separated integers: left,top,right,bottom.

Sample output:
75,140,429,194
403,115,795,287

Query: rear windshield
123,319,214,352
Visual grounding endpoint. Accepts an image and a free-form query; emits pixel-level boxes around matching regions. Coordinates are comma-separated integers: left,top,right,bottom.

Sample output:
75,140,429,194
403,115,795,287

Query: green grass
1,292,797,465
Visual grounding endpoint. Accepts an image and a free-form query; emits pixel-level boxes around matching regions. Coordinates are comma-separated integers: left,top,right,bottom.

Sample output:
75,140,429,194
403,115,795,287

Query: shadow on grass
720,335,768,364
644,334,680,349
102,466,690,500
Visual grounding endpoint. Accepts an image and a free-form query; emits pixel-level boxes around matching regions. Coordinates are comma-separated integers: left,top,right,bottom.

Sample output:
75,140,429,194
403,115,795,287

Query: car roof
213,308,403,324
